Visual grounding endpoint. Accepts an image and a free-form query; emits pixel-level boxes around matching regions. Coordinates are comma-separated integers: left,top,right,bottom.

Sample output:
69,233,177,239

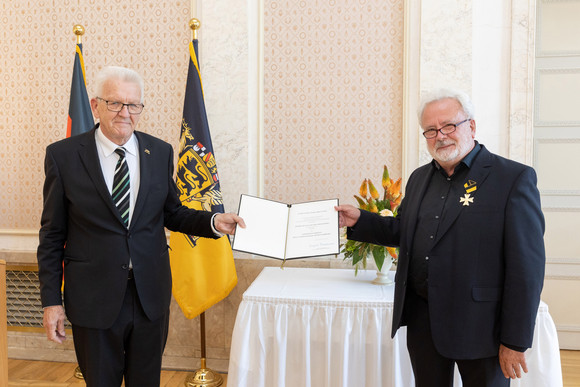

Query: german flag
66,43,93,137
63,41,94,292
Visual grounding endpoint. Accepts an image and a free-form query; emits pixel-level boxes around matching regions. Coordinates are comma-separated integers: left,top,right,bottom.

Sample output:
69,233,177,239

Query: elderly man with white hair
336,88,545,387
37,66,244,386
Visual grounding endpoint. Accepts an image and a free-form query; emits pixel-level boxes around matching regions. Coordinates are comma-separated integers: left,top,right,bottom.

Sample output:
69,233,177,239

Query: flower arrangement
341,165,402,273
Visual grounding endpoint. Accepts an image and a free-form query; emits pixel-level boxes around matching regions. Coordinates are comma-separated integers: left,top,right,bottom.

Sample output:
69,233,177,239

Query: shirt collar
431,141,481,173
459,141,481,168
95,127,138,158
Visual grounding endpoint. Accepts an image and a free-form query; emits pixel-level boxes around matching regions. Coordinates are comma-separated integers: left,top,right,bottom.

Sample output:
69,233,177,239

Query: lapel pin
144,149,150,154
463,179,477,193
461,179,477,205
460,193,474,206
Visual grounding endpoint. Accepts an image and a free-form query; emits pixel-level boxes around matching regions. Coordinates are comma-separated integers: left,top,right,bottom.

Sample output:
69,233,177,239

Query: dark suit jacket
348,145,545,359
37,127,217,329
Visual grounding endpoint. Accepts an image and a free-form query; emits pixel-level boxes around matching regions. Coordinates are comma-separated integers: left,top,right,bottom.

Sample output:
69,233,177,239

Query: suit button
425,256,429,261
122,264,128,270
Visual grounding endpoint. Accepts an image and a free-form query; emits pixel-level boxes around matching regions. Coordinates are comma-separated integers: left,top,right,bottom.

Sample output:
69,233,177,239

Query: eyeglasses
96,97,144,115
422,118,471,139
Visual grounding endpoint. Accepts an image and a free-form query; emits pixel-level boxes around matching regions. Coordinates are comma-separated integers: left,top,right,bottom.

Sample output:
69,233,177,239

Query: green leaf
371,246,386,271
352,247,363,265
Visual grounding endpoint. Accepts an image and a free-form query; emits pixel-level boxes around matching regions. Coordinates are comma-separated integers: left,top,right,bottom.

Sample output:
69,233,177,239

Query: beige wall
262,0,404,203
534,0,580,350
1,1,191,230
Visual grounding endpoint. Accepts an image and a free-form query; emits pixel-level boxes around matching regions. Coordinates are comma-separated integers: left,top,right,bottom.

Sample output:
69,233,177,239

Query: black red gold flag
66,43,93,138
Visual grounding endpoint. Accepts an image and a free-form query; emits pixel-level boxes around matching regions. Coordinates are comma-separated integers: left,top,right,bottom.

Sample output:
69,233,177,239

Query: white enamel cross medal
460,193,474,206
461,180,477,206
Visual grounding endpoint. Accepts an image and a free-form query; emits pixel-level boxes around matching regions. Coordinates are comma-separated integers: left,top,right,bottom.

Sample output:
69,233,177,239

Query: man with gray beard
336,88,545,386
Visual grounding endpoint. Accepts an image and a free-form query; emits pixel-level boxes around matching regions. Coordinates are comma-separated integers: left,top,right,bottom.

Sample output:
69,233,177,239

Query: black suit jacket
348,145,545,359
37,127,217,329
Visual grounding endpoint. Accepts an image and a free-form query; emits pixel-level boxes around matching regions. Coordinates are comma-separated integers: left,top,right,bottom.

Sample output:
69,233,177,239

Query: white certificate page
232,195,340,260
285,199,339,259
232,195,290,259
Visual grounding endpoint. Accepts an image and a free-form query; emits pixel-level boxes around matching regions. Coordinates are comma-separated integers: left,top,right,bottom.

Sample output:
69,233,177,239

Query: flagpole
186,312,223,387
72,23,87,380
73,24,85,44
183,18,223,387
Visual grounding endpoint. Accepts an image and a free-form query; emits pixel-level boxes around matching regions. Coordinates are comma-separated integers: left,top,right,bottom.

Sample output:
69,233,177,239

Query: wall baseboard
556,325,580,350
0,229,38,252
545,257,580,280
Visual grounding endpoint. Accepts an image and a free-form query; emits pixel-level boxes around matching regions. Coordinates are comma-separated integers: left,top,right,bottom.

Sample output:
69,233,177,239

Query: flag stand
181,18,227,386
74,366,83,379
185,311,223,387
71,22,88,381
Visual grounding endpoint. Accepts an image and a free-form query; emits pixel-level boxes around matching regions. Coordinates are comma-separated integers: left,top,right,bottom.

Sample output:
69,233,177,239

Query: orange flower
382,165,391,191
391,195,402,209
368,180,380,200
387,177,402,200
354,195,367,211
359,179,368,198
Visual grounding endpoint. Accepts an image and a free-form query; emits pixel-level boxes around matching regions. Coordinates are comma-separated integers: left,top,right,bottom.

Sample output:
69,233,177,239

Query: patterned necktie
112,147,130,227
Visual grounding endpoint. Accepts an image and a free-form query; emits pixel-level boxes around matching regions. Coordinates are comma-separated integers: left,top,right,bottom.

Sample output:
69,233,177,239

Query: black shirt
408,142,482,299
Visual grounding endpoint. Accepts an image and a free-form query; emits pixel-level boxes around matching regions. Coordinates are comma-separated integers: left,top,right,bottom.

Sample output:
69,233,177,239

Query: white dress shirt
94,128,140,226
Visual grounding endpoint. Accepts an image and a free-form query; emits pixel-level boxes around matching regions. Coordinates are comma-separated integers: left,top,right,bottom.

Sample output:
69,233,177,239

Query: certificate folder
232,194,340,260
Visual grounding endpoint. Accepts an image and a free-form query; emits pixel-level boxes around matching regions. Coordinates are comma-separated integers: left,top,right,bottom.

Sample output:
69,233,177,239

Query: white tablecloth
227,267,562,387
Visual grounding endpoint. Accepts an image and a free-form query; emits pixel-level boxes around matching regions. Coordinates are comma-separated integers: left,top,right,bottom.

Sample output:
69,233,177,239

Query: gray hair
417,88,474,125
94,66,145,103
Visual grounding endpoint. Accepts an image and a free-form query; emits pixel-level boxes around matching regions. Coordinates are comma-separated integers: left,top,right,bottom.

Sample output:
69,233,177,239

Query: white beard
429,140,460,163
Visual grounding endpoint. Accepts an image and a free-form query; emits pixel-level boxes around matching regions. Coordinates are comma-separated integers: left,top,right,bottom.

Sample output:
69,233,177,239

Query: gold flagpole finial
73,24,85,45
189,18,200,40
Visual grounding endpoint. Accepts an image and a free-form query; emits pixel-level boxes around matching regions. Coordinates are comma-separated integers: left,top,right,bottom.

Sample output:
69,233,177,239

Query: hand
334,204,361,228
499,344,528,379
43,305,67,344
214,213,246,235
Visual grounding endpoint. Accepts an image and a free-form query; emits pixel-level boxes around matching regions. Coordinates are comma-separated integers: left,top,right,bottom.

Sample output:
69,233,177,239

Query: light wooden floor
561,350,580,387
7,350,580,386
7,359,227,386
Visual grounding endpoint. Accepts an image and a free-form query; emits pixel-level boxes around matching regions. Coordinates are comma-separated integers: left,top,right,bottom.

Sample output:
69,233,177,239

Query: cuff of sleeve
501,342,527,352
211,213,225,237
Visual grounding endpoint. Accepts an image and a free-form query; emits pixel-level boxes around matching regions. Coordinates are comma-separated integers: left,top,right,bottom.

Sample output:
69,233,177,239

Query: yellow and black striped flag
169,39,237,319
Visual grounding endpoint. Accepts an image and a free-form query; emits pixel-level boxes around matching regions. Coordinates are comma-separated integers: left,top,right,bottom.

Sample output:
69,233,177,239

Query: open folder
232,195,340,260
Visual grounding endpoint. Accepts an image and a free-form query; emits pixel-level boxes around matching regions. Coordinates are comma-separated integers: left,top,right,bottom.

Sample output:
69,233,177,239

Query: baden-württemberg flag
169,40,237,319
67,43,93,138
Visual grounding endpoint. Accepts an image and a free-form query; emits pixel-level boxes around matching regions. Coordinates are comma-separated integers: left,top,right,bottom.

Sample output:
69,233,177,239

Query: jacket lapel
432,146,493,246
129,132,152,228
77,127,125,225
404,167,434,249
